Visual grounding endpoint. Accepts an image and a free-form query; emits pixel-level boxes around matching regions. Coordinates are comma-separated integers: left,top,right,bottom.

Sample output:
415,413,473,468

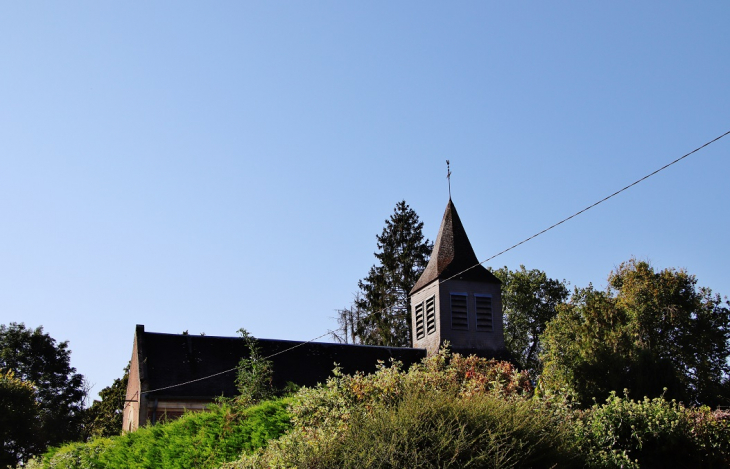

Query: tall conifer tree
335,201,432,347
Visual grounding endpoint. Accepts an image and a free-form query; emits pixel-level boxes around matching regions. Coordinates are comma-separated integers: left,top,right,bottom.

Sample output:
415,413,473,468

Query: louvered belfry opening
450,293,468,330
425,296,436,335
414,295,438,340
415,302,425,340
475,295,493,332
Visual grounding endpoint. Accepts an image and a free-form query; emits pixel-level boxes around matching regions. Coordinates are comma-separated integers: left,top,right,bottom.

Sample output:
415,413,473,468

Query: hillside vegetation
32,348,730,469
29,398,291,469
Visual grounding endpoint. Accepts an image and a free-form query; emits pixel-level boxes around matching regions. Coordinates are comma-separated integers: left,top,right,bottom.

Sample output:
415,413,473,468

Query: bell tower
409,199,504,356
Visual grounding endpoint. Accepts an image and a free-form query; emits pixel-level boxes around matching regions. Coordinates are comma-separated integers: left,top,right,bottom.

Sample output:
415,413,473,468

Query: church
123,198,506,432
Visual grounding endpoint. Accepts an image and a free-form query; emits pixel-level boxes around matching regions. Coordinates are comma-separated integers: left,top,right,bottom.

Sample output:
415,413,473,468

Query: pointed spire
410,199,499,294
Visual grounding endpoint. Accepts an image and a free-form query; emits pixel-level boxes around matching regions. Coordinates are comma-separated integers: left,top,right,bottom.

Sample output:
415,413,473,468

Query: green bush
326,390,580,468
232,394,580,468
289,347,532,433
31,398,292,469
577,391,730,468
226,351,581,468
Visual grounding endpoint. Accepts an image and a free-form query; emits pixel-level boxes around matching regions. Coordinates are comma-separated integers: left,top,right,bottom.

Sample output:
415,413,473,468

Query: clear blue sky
1,2,729,400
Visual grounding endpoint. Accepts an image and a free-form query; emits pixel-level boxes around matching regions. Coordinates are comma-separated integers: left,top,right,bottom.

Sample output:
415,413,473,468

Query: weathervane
446,160,452,199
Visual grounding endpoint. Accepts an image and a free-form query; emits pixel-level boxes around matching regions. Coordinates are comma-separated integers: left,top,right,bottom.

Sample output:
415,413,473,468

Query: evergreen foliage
335,200,432,347
0,323,86,463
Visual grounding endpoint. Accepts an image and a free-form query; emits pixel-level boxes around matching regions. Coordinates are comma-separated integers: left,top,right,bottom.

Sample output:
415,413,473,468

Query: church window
425,296,436,335
415,302,425,340
450,293,468,330
475,294,493,332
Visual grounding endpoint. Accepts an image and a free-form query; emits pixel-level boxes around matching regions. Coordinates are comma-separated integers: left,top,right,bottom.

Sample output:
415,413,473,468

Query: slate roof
136,326,426,399
410,199,500,295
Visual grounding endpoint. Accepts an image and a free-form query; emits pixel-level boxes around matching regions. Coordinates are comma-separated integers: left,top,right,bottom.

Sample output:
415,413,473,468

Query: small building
123,198,507,432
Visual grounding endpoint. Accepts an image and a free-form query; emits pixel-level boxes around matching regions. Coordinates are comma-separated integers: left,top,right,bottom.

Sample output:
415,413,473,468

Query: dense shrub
30,398,292,469
341,391,579,468
576,392,730,469
289,347,531,433
225,350,581,468
230,389,581,469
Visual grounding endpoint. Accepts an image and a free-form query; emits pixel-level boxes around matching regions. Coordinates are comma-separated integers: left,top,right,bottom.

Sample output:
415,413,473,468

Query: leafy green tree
0,323,87,456
83,366,129,439
540,259,730,406
493,265,569,378
0,369,41,467
336,201,432,347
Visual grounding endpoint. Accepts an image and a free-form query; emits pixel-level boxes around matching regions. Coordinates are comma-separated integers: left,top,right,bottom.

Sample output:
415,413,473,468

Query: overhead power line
440,128,730,284
136,128,729,395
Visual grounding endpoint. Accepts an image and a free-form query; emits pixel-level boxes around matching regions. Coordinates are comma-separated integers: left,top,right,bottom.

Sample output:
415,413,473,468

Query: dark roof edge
139,330,426,353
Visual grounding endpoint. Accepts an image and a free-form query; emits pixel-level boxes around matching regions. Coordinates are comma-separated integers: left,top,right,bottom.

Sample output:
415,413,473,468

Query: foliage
334,200,432,347
234,329,275,407
1,369,42,467
0,323,86,460
30,397,293,469
492,265,569,378
289,347,531,432
82,365,129,439
225,348,576,469
31,344,730,469
540,259,730,406
229,390,581,469
576,392,730,468
223,347,730,469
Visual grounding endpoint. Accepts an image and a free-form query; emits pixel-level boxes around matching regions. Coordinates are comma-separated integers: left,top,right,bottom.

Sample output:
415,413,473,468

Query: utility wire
349,128,730,317
137,129,729,395
439,129,730,284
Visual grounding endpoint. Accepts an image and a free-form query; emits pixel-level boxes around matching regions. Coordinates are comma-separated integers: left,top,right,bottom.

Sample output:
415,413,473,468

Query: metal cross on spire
446,160,452,199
